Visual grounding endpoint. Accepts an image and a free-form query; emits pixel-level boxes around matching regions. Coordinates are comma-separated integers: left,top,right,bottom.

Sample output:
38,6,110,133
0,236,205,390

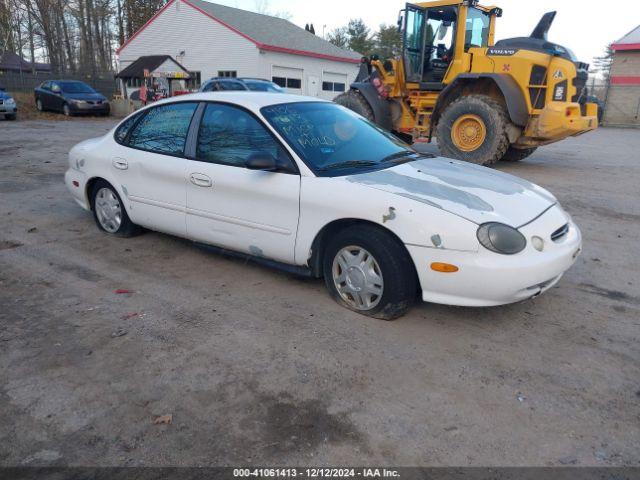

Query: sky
215,0,640,68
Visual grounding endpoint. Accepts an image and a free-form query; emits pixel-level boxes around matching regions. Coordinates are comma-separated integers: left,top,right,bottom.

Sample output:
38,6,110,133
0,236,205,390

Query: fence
0,70,118,98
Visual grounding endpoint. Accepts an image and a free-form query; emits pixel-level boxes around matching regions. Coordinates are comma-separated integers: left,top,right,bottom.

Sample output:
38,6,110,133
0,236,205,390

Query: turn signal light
431,262,459,273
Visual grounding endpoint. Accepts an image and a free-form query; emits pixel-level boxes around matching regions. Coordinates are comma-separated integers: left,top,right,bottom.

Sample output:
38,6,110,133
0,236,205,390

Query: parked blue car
0,88,17,120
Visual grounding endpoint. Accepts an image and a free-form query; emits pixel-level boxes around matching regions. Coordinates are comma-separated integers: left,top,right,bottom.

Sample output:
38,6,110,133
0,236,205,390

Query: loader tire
334,90,374,122
502,146,537,162
436,94,510,166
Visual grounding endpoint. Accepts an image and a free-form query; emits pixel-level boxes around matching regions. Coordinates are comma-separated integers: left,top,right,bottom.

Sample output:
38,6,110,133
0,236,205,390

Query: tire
322,224,417,320
334,90,374,121
63,103,72,117
502,146,537,162
6,114,16,121
436,94,510,166
36,98,44,112
91,180,141,237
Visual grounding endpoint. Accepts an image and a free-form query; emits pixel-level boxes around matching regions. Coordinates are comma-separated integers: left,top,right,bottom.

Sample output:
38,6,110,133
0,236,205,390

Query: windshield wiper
381,151,422,163
317,160,379,171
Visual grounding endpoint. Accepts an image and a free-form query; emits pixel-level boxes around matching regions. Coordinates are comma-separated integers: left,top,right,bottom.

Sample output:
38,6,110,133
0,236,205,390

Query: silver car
0,88,17,120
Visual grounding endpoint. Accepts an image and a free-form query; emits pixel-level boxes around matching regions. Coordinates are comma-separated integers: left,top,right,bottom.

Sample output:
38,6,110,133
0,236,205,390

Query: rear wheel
322,225,417,320
502,146,537,162
91,180,140,237
334,90,374,121
436,94,510,166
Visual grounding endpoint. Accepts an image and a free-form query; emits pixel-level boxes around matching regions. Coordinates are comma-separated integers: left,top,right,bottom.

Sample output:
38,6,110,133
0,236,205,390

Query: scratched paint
347,168,494,212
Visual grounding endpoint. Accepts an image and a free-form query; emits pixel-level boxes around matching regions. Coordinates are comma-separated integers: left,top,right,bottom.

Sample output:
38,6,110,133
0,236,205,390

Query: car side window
202,82,215,92
128,102,198,156
196,103,295,172
51,83,61,93
41,81,51,91
114,112,143,145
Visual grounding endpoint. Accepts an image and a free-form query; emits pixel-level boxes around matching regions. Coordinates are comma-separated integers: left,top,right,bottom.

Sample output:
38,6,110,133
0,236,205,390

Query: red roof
612,24,640,51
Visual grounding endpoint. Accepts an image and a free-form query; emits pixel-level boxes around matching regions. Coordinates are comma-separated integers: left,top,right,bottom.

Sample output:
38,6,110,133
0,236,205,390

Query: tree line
0,0,167,75
327,19,402,60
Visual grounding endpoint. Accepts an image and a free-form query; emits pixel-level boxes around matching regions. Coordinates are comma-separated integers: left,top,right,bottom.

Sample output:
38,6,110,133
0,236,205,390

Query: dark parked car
0,88,18,120
34,80,110,116
199,78,250,92
239,78,285,93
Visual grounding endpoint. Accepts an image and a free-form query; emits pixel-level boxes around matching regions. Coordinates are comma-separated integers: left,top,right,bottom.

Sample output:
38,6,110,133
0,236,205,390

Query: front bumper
68,101,110,115
65,168,90,210
519,102,598,147
0,104,17,114
408,205,582,307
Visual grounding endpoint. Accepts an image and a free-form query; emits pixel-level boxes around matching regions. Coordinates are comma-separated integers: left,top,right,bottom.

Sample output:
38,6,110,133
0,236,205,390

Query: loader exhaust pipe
530,11,556,40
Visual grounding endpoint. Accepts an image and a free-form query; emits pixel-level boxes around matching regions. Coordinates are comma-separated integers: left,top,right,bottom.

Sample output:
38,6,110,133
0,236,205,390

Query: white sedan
65,92,582,319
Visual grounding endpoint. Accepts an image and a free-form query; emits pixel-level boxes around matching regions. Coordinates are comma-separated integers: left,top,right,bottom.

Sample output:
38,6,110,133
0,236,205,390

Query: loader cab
401,2,493,88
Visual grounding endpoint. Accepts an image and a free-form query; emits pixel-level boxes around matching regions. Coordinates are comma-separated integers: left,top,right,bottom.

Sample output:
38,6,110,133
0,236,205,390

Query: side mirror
245,152,277,171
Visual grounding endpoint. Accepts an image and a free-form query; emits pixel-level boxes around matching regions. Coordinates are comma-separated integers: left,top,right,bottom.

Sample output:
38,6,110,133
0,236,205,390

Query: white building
116,0,361,100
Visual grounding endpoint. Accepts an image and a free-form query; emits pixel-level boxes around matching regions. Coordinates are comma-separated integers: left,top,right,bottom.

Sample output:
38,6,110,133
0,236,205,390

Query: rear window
127,102,198,156
114,112,143,145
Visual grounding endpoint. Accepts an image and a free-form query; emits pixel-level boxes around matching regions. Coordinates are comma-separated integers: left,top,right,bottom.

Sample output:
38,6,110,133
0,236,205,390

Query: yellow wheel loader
335,0,599,165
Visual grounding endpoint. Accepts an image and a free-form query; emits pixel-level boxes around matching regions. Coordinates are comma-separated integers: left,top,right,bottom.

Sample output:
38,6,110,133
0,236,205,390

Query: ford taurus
65,92,582,319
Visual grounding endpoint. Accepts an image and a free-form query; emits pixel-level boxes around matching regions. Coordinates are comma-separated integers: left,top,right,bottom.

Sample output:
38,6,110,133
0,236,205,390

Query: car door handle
190,173,212,188
112,158,128,170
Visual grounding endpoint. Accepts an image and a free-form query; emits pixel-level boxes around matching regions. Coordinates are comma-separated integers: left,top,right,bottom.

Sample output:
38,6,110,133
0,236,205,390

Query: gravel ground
0,117,638,467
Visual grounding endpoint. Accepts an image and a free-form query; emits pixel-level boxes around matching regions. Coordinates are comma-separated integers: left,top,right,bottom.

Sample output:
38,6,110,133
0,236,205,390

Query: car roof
151,91,329,110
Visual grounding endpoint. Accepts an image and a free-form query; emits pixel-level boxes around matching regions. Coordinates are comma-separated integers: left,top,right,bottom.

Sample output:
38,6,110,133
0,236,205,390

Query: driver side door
185,102,301,264
402,4,426,83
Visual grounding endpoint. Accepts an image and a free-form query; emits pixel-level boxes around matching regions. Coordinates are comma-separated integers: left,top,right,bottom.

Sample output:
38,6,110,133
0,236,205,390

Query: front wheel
62,103,72,117
435,94,510,166
91,180,140,237
6,113,16,121
323,225,417,320
36,98,44,112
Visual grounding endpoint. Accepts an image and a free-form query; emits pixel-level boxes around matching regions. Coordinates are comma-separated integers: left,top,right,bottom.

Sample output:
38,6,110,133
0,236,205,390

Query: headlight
477,222,526,255
6,98,15,105
71,99,86,104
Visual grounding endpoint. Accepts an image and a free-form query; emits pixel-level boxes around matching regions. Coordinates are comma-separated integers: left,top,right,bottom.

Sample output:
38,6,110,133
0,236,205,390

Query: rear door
110,101,199,236
185,102,300,263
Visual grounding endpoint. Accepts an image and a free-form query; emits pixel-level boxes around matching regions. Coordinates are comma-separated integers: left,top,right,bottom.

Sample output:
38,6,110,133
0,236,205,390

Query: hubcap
332,246,384,311
451,114,487,152
95,188,122,233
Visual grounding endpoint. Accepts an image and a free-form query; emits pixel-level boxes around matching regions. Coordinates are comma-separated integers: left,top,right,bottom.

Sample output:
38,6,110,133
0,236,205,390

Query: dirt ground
0,117,638,467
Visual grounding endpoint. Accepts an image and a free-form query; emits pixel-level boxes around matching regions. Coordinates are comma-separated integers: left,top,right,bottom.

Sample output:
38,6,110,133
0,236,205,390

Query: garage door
272,66,303,94
322,71,348,97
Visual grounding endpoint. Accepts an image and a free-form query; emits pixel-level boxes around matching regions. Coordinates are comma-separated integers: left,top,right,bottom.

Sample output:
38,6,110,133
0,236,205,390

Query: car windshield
261,102,419,176
59,82,95,94
244,80,283,92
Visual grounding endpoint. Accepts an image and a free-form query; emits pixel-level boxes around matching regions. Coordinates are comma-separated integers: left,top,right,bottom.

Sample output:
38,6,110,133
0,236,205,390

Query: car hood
64,92,105,101
345,157,557,226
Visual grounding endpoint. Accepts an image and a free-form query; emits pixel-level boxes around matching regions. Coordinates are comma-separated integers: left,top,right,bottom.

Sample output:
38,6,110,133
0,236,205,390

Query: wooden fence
0,70,117,97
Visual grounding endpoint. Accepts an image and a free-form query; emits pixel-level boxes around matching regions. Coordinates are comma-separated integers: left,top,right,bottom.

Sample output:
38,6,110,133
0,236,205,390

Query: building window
322,81,346,92
272,76,302,90
218,70,237,78
287,78,302,89
272,77,286,88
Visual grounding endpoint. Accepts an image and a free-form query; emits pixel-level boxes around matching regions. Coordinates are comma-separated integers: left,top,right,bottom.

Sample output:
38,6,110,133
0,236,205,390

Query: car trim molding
186,207,292,235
